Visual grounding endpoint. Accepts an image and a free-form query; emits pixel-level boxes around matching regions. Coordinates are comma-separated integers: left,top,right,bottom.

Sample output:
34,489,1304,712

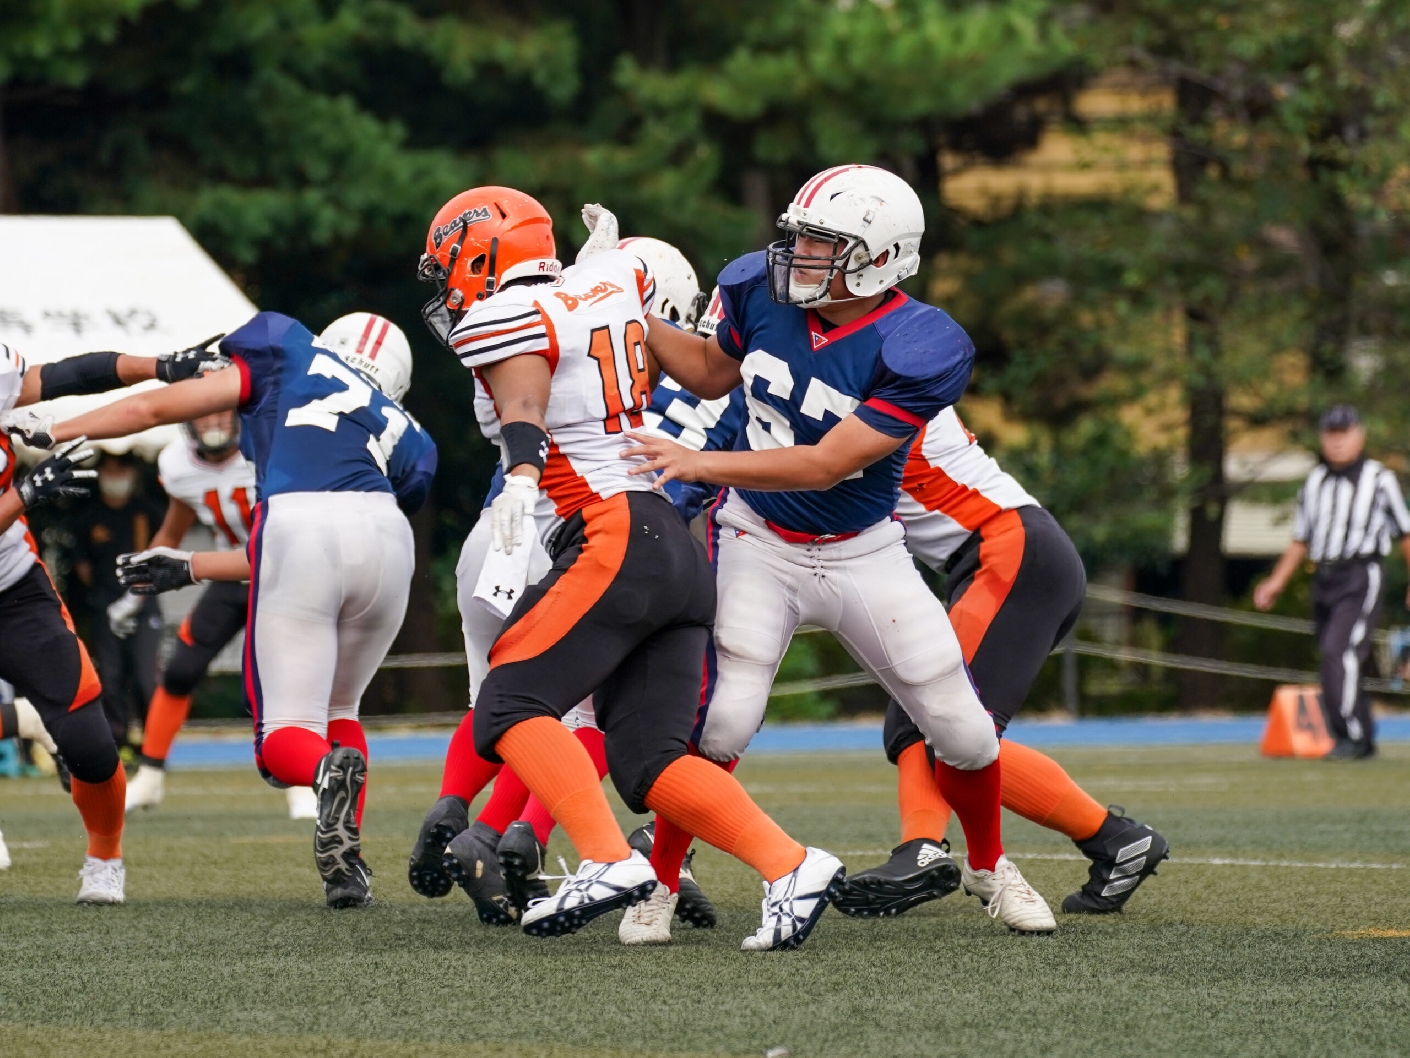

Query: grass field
2,743,1408,1057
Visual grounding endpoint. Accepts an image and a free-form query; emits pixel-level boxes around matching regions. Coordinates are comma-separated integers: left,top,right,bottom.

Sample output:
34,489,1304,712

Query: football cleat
443,821,517,926
1062,808,1170,914
497,820,550,913
324,852,374,909
312,746,368,904
961,855,1056,934
740,847,845,952
76,856,125,904
125,763,165,813
521,850,657,937
832,837,960,918
627,821,717,929
619,883,678,945
407,795,469,899
286,786,318,820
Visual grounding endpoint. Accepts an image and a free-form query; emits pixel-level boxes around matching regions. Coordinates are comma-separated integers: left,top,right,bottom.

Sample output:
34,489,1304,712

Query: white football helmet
317,312,412,402
617,237,706,329
767,165,924,306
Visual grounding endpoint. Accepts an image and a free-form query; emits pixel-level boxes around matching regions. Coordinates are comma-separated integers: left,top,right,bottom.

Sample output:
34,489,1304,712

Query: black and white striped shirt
1293,459,1410,562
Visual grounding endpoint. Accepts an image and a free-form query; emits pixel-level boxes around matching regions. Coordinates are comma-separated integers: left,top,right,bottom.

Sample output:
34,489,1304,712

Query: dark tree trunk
1305,160,1355,388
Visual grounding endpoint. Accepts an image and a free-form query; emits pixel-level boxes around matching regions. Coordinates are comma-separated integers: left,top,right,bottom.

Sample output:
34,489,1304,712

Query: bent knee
932,722,999,771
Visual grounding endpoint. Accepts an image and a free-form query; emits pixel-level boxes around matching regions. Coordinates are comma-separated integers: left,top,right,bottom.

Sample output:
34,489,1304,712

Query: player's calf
1062,807,1169,915
833,837,960,918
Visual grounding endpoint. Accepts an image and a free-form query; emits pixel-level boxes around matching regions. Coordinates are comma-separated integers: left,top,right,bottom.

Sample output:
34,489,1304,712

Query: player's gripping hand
490,473,538,555
117,547,197,595
622,431,704,487
106,591,144,638
575,203,620,263
17,439,97,508
155,334,229,383
0,408,57,450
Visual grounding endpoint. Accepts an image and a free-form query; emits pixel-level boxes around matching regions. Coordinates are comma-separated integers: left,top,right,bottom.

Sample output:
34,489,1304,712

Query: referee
1255,405,1410,759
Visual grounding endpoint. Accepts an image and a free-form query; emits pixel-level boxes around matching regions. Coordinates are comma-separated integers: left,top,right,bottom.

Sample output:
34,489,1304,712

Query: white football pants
250,491,413,739
699,491,998,770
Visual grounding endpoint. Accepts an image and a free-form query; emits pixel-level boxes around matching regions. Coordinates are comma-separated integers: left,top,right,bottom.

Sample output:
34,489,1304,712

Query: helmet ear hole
469,253,487,276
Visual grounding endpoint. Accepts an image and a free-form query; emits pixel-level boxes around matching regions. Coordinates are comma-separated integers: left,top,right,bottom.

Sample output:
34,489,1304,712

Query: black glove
116,547,196,595
16,439,96,508
155,334,228,384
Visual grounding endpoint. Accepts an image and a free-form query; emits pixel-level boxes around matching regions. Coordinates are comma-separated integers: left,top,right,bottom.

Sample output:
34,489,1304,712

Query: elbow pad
39,351,123,400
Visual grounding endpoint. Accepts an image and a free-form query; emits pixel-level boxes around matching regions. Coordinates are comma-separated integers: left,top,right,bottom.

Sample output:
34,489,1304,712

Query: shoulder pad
717,251,768,290
877,302,974,380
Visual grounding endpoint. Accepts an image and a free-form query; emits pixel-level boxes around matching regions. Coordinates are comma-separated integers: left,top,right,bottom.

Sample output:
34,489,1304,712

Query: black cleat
497,820,551,912
1325,738,1375,761
407,795,469,898
1062,807,1170,914
832,837,961,918
313,747,370,908
627,821,716,929
443,820,518,925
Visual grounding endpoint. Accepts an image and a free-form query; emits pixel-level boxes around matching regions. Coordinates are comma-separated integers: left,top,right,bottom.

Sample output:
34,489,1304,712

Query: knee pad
882,698,926,765
934,722,1000,771
470,679,558,763
48,699,120,785
603,733,684,815
161,640,210,697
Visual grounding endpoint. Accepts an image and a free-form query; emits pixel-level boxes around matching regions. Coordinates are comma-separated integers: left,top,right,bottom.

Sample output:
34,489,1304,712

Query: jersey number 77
286,353,410,474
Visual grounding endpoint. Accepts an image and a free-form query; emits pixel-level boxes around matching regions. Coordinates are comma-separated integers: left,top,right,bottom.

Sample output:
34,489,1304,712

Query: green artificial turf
2,744,1408,1057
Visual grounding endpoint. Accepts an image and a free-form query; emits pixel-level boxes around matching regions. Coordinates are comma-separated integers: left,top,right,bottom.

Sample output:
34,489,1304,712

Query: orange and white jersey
451,248,659,519
897,407,1039,570
157,439,257,551
0,344,38,592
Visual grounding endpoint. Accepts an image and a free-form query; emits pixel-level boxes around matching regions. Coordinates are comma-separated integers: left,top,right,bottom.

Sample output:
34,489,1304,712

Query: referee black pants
1313,560,1383,748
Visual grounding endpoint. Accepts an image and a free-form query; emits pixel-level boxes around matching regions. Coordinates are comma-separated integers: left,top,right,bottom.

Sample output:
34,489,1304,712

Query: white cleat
76,856,126,904
286,786,318,820
620,884,678,945
0,827,11,870
521,850,657,937
125,764,165,812
961,855,1056,934
741,847,845,952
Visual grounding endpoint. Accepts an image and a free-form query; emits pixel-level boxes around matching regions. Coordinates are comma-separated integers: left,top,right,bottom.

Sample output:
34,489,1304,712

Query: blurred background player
37,312,436,910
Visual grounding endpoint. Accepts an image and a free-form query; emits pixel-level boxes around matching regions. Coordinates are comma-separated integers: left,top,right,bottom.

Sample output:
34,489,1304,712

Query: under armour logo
492,585,516,600
916,843,946,868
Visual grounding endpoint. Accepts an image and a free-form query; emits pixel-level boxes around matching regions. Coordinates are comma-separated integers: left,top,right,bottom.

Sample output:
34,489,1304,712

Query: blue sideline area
165,714,1410,770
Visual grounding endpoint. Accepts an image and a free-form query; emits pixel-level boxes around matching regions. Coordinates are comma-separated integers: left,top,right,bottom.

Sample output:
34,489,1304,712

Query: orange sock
999,740,1108,841
896,742,951,843
495,717,630,863
140,688,191,763
645,756,805,883
71,769,126,860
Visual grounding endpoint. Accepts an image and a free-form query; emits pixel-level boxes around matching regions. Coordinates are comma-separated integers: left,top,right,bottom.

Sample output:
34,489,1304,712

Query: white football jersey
897,407,1039,570
451,249,659,519
157,438,257,550
0,345,37,593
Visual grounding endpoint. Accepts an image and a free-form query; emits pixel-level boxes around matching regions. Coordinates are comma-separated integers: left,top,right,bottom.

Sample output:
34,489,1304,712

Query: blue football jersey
643,375,745,521
715,251,974,536
223,312,438,514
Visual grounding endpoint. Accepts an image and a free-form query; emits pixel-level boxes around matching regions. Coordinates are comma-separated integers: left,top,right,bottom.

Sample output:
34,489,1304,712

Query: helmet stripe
366,318,391,360
799,164,873,207
353,314,378,357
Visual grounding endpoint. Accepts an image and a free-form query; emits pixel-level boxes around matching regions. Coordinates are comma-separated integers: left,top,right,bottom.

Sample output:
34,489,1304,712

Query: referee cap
1319,404,1361,432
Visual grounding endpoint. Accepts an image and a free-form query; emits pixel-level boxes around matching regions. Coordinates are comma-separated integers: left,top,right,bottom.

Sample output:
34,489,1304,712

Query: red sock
477,767,530,834
935,758,1004,872
650,755,737,893
518,726,610,845
260,727,332,788
327,719,369,827
439,709,501,801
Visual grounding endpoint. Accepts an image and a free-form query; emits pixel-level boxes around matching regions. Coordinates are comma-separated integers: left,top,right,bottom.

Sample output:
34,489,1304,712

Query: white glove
0,408,57,450
106,591,144,638
490,473,539,555
12,698,56,754
575,203,620,263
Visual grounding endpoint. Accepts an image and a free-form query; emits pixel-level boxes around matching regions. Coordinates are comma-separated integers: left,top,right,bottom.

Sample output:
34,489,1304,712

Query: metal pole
1062,638,1079,717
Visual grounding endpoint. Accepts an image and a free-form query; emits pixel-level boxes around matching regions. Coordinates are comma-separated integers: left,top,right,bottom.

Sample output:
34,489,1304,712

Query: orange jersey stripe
901,423,1005,531
539,441,602,519
490,494,631,668
947,508,1025,662
37,560,103,709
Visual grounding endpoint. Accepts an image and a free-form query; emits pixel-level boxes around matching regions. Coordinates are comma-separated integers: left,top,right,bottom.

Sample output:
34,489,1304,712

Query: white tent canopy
0,216,257,457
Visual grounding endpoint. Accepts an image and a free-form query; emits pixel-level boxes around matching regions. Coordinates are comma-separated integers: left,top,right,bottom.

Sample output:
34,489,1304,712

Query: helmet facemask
417,227,503,350
766,221,871,306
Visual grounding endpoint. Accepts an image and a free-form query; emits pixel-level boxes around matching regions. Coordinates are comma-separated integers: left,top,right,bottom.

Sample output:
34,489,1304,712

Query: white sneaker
521,849,656,937
76,856,125,904
620,883,678,945
125,764,165,812
961,855,1056,933
286,786,318,820
740,847,844,952
0,827,11,870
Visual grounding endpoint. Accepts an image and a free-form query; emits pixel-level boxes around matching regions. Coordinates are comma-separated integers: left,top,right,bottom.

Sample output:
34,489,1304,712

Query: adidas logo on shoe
916,843,947,868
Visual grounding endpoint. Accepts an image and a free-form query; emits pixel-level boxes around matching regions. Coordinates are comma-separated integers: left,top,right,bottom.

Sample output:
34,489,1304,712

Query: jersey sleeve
0,344,27,413
1292,481,1310,542
856,308,975,438
1380,469,1410,538
221,312,298,409
644,373,742,453
389,418,438,516
713,252,768,361
446,297,554,371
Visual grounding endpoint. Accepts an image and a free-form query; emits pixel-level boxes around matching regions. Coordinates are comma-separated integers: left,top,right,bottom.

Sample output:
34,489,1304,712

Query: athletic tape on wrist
500,421,549,475
39,351,122,401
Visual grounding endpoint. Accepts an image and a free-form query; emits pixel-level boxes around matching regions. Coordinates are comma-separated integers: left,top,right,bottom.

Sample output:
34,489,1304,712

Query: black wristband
500,421,549,474
0,701,16,741
39,351,122,401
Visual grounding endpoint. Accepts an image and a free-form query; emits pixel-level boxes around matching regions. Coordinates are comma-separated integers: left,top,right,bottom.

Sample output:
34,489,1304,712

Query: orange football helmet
417,186,560,347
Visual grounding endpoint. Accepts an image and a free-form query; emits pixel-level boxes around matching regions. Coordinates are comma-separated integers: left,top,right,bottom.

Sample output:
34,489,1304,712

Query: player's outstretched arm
12,334,228,409
45,369,242,447
117,546,250,594
625,413,907,492
643,316,742,400
150,497,199,551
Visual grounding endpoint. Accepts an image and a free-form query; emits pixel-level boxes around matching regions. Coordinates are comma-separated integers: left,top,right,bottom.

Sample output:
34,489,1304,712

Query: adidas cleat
407,795,469,899
1062,807,1170,914
627,821,716,929
443,821,517,925
313,747,369,907
125,763,166,812
497,820,550,913
76,856,125,904
324,852,374,909
741,847,845,952
619,884,678,945
833,837,960,918
521,850,657,938
961,855,1055,934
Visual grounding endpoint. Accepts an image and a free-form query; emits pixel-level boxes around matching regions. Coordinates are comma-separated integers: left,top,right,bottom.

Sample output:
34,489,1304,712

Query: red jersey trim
233,355,252,406
806,292,909,349
862,396,926,429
